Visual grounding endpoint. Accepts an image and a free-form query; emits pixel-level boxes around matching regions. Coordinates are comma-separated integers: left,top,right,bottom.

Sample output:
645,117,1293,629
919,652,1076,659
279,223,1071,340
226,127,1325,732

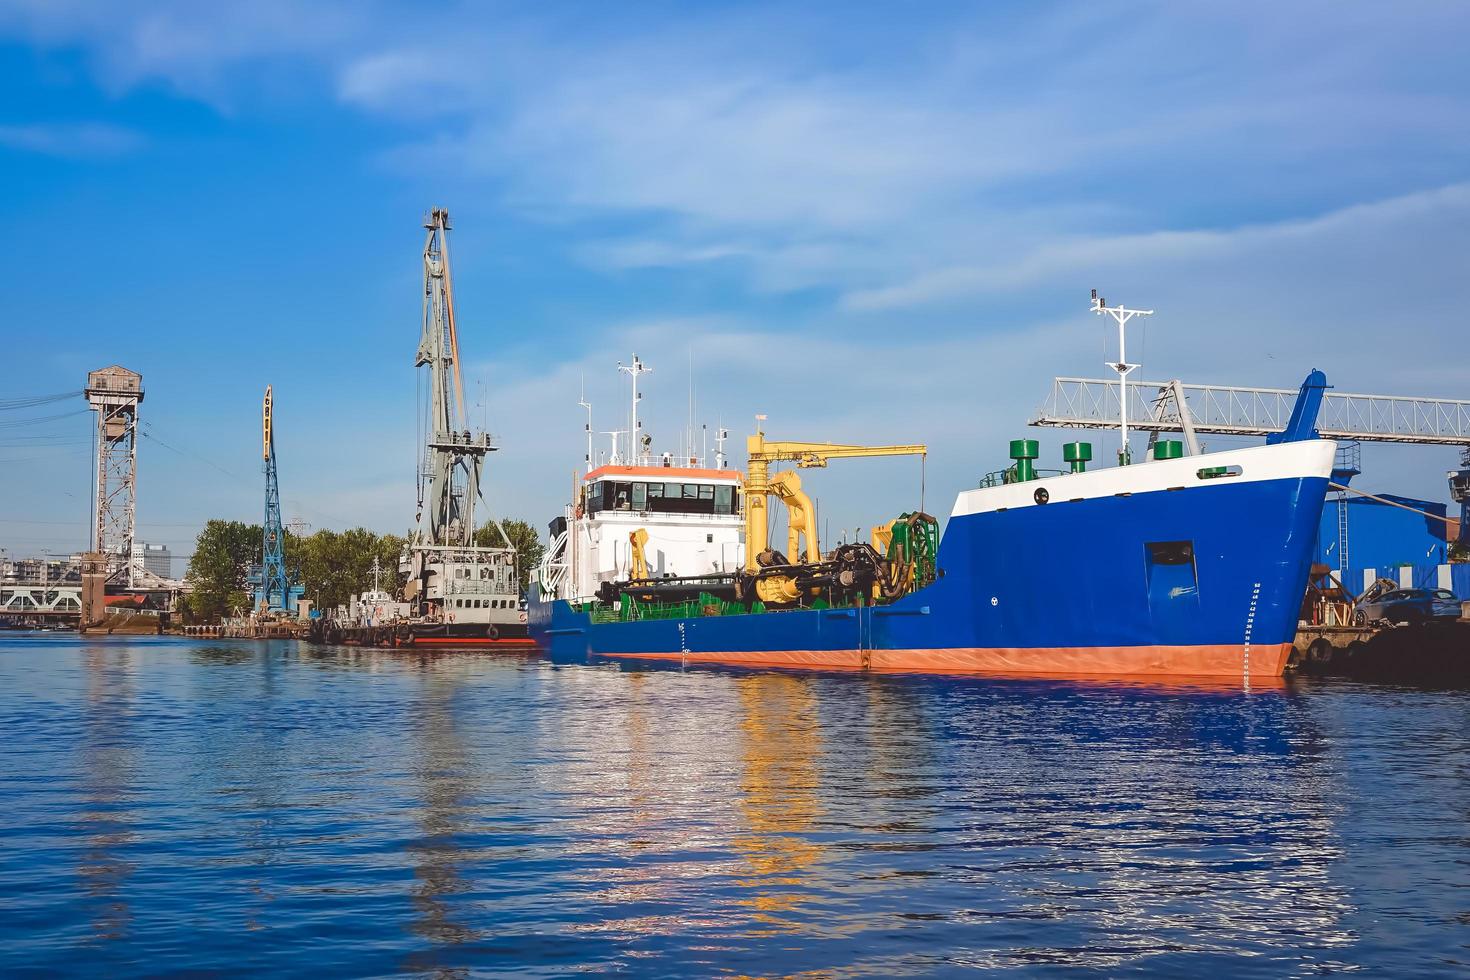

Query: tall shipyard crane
413,207,494,546
257,385,290,612
402,208,517,615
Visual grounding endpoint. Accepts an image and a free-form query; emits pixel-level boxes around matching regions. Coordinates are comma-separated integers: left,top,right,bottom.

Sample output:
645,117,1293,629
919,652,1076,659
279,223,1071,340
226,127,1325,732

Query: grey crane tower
401,208,520,628
85,365,144,587
415,207,489,546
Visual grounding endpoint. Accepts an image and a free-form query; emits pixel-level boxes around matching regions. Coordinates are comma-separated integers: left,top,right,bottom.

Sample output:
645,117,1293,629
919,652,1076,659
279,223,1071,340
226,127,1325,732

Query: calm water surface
1,634,1466,977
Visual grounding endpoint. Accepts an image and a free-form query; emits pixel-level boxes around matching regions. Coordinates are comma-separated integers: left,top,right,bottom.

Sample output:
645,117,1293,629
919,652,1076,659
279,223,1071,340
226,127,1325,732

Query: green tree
474,517,545,590
296,527,409,611
184,520,261,621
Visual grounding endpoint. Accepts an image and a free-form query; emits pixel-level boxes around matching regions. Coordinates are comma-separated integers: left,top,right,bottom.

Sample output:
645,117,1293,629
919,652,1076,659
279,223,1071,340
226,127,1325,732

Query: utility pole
1090,289,1154,465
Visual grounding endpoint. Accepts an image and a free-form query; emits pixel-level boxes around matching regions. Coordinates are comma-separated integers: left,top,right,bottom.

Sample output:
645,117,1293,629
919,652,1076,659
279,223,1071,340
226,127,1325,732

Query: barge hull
603,642,1294,678
532,441,1335,679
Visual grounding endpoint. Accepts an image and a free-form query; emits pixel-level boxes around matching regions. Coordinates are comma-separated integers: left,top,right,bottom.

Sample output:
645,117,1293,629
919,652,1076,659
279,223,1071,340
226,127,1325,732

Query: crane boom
744,429,926,571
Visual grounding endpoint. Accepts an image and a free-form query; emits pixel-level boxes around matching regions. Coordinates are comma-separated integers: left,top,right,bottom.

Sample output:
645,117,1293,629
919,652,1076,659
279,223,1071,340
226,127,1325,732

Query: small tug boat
530,300,1336,679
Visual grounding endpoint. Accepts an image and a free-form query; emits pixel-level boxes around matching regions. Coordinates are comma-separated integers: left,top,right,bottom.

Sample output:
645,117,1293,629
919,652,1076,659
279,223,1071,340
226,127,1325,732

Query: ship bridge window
623,480,739,516
589,479,740,516
587,481,634,513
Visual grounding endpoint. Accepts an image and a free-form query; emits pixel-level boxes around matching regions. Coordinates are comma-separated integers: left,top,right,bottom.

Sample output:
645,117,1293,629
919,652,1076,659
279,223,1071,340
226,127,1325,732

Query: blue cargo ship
530,343,1335,679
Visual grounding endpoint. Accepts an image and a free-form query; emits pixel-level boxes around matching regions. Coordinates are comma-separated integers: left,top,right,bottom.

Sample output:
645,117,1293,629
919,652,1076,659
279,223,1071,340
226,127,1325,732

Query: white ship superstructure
537,357,745,603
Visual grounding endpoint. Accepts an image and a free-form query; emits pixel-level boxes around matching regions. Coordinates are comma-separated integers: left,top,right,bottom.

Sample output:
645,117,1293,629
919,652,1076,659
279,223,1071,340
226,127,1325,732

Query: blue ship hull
530,442,1334,678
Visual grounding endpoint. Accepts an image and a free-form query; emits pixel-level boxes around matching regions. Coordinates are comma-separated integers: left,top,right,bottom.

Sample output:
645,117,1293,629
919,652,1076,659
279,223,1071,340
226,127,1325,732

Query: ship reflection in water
732,675,825,929
2,635,1465,975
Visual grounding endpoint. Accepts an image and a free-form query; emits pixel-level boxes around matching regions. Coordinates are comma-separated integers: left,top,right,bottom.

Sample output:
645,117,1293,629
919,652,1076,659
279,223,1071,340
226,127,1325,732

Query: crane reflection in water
404,655,483,948
78,644,138,944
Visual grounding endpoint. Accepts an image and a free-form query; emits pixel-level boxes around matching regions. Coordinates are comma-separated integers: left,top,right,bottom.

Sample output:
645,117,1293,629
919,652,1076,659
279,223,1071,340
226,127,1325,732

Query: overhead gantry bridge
1031,376,1470,570
1032,377,1470,448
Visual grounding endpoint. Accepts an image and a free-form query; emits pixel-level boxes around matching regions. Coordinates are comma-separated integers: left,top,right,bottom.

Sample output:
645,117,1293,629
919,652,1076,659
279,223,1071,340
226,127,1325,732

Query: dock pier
1291,621,1468,681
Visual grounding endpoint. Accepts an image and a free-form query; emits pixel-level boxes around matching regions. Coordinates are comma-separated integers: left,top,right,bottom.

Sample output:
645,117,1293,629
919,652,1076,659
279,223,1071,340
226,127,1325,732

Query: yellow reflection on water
733,674,825,927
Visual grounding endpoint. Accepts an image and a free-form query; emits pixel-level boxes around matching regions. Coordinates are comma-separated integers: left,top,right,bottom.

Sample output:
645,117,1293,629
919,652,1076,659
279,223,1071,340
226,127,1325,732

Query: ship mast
578,377,593,476
617,355,651,464
1090,289,1153,466
415,208,493,547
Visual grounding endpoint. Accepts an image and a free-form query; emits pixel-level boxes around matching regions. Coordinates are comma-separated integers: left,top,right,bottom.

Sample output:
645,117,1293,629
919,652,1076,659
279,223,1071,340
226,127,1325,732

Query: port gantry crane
258,385,290,612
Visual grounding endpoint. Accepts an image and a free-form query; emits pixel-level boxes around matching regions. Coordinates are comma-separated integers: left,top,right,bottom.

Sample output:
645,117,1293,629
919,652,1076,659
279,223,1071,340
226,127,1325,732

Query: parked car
1354,588,1458,626
1430,588,1463,620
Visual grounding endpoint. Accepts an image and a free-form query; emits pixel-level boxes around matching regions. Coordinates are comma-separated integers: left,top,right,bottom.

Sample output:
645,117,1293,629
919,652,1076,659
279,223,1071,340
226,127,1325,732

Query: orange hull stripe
601,643,1294,679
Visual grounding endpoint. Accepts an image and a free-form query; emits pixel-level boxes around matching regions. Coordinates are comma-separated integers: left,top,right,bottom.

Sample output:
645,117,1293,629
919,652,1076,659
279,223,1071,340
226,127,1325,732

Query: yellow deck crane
743,425,927,604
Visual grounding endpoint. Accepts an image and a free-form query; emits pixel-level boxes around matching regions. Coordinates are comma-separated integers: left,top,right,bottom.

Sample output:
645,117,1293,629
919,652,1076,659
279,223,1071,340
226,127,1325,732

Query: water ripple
0,634,1466,976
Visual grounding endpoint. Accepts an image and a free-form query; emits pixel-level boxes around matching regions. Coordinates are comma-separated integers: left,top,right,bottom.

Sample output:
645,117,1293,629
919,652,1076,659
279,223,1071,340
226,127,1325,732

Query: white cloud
841,183,1470,312
0,121,144,157
0,0,370,102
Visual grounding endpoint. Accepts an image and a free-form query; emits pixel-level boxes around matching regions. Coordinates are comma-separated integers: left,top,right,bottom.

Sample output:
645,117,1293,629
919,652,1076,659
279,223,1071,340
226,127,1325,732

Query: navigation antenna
578,375,593,476
617,355,651,463
601,430,627,467
1090,289,1154,465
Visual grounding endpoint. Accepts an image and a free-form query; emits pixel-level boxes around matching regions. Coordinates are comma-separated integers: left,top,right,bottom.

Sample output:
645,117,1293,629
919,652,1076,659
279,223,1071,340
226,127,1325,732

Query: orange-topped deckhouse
537,358,749,607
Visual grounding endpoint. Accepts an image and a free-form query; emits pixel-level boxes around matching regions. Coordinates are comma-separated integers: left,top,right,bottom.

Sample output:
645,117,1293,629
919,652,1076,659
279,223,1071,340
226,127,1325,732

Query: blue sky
2,1,1469,562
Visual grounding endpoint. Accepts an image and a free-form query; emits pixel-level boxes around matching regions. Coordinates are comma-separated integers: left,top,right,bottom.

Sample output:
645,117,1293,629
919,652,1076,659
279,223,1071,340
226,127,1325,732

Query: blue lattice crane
257,385,291,612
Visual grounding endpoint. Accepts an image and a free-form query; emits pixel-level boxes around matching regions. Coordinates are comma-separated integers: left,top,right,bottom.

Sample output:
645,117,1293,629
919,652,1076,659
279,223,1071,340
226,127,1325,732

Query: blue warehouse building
1316,493,1466,597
